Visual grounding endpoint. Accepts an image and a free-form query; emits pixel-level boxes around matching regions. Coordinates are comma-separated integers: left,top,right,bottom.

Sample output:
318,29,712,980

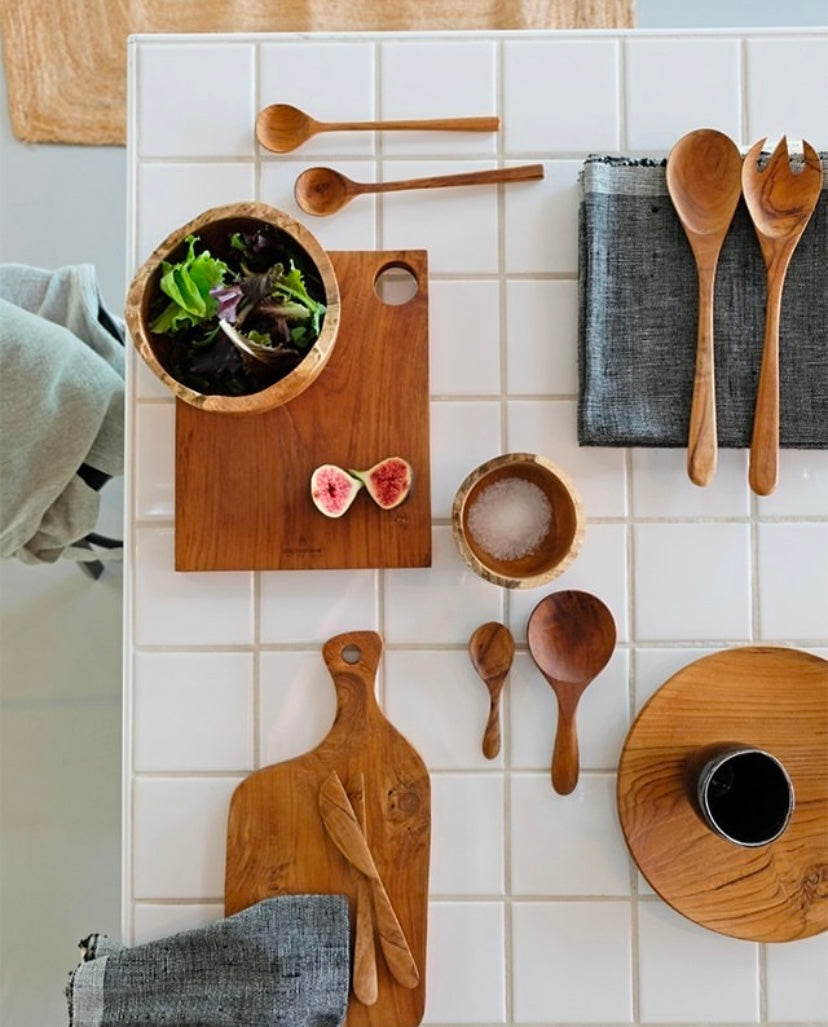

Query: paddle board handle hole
373,261,420,306
341,643,363,665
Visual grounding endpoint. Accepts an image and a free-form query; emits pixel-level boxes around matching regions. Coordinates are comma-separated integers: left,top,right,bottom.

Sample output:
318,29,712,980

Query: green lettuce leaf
150,235,229,334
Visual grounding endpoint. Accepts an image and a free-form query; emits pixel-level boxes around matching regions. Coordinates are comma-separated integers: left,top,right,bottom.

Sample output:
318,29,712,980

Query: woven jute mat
1,0,634,145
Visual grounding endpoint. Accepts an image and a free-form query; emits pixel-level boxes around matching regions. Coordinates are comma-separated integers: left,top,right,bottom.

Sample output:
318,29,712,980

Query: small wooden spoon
526,590,616,795
741,137,823,496
294,163,545,216
666,128,742,487
469,622,515,759
256,103,499,153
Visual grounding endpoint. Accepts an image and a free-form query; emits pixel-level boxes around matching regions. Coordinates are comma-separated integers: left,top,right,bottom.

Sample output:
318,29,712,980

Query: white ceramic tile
757,522,828,640
766,931,828,1023
430,774,504,894
509,522,629,645
746,37,828,143
625,37,742,150
503,39,620,153
505,280,578,396
510,649,630,771
259,568,378,644
631,447,750,518
423,902,506,1024
133,651,254,772
132,903,224,946
138,43,255,157
132,347,171,401
384,526,501,645
384,649,504,771
512,900,633,1022
634,646,719,710
133,529,254,646
511,773,631,895
429,280,500,396
507,399,628,518
259,42,376,158
638,899,760,1023
430,401,502,519
136,163,256,264
380,41,497,157
755,449,828,517
504,160,582,274
134,402,175,520
258,650,338,766
260,159,378,251
380,160,500,273
633,522,751,641
133,777,241,899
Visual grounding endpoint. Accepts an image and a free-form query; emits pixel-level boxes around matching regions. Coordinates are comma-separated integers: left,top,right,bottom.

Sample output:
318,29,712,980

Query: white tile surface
637,900,760,1023
505,280,579,396
133,903,225,945
430,401,502,518
511,773,632,895
765,931,828,1023
511,900,633,1022
424,901,506,1024
754,449,828,517
631,447,750,518
258,650,338,765
504,160,582,273
134,402,175,520
133,651,254,772
633,522,751,640
259,567,378,644
625,37,742,149
429,280,501,396
757,522,828,639
430,774,504,895
745,36,828,143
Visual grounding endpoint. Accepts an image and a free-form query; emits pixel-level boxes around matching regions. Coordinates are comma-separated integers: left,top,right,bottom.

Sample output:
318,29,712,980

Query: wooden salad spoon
294,163,545,216
741,137,823,496
666,128,743,487
526,590,616,795
257,103,499,153
469,622,515,759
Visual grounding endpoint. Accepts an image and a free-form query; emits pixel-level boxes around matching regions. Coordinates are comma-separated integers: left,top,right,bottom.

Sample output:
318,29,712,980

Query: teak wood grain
174,250,431,571
225,631,431,1026
617,646,828,942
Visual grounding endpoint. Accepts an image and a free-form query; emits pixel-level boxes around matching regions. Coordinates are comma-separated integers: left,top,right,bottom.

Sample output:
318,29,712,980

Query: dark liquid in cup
704,751,792,846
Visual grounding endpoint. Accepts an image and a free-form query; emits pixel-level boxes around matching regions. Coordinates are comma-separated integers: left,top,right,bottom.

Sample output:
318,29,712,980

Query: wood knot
799,864,828,909
385,781,423,821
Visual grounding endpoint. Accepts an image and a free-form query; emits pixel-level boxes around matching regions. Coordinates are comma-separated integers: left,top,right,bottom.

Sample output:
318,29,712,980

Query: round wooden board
617,646,828,942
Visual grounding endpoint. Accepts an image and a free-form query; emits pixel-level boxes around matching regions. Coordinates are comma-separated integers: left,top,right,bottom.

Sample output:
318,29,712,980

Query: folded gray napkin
577,153,828,447
66,895,350,1027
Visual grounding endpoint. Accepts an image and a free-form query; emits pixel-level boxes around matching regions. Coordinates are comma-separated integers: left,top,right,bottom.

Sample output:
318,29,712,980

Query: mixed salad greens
148,224,327,395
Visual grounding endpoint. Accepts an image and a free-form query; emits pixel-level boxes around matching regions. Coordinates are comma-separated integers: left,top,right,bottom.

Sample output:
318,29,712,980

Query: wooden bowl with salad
125,202,340,414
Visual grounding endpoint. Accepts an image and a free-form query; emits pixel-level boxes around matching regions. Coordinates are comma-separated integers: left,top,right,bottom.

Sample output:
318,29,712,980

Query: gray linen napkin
577,153,828,447
66,895,350,1027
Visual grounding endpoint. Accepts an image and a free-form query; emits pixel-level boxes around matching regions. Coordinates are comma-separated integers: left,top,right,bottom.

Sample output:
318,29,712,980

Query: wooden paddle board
225,630,430,1026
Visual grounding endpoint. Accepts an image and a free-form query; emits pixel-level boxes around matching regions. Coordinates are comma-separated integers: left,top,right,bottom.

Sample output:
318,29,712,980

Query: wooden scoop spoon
294,163,545,216
469,622,515,759
256,103,500,153
741,137,823,496
526,590,616,795
666,128,743,487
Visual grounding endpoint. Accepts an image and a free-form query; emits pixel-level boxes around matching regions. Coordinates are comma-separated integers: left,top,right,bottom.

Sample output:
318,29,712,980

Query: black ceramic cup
685,742,795,847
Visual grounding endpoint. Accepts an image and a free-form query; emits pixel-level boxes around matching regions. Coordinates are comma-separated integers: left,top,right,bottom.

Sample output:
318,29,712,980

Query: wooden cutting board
174,250,431,571
617,646,828,942
225,631,431,1026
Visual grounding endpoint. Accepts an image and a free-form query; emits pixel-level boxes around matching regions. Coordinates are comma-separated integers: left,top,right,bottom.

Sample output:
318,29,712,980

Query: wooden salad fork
741,137,823,495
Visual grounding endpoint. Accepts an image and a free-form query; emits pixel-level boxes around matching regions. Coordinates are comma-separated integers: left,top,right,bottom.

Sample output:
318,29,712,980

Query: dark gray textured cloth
577,154,828,447
66,895,350,1027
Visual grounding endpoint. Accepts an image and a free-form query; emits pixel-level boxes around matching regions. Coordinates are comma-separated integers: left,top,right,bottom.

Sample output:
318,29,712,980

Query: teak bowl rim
450,451,585,589
124,201,341,415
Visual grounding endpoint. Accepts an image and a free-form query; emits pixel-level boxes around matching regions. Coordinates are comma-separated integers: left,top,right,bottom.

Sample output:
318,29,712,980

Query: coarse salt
466,476,553,561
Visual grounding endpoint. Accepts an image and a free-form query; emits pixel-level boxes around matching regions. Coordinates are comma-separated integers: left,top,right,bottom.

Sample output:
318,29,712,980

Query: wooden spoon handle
361,163,544,196
551,700,580,795
749,271,784,496
318,116,499,134
687,262,717,487
482,687,504,759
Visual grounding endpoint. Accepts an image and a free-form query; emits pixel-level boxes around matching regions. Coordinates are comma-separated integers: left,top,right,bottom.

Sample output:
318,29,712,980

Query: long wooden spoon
469,622,515,759
257,103,500,153
294,163,545,216
526,590,616,795
666,128,742,487
741,137,823,496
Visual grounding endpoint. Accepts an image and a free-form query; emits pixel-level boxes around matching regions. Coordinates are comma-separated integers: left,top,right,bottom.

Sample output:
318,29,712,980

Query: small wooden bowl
451,453,584,589
125,202,340,414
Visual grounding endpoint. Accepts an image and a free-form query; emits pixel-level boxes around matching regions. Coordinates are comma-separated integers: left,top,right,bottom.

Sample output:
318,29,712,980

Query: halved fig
310,464,362,518
350,457,413,510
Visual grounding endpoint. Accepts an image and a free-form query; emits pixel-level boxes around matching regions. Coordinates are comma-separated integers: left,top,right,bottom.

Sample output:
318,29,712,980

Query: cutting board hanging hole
341,643,362,664
374,262,420,305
